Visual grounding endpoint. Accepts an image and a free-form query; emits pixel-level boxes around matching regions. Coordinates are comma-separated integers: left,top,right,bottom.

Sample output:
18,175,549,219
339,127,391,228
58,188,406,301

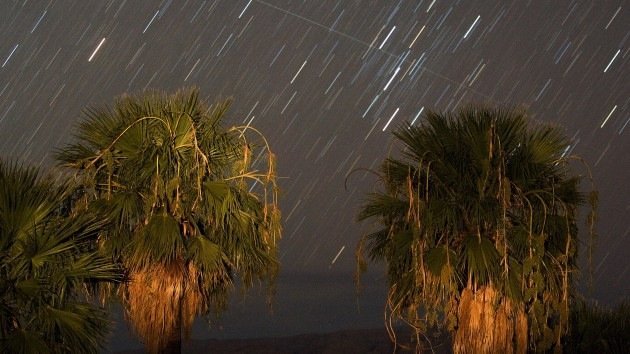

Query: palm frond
0,161,121,353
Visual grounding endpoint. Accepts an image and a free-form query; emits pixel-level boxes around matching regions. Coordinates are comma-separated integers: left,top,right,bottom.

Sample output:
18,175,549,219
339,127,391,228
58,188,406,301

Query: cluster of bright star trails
0,0,628,347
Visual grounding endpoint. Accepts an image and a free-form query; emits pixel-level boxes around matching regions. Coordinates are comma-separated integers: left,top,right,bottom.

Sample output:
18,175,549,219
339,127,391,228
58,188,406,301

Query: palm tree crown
357,106,596,353
56,88,281,353
0,161,121,353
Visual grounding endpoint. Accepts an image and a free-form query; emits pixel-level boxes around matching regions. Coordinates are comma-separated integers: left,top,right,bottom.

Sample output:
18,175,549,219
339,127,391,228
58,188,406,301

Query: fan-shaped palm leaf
0,161,121,354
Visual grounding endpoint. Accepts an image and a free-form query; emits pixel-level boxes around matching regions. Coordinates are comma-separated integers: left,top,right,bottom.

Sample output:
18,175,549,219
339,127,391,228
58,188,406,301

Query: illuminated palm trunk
453,286,527,354
125,262,202,353
160,298,182,354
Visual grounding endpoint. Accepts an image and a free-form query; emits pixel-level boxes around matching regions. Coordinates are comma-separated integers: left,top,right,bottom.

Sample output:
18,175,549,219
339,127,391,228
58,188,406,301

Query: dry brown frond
242,144,251,174
267,152,276,182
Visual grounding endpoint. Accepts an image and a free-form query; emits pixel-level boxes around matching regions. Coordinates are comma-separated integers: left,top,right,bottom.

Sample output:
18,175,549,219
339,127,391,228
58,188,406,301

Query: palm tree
0,160,121,353
56,88,281,353
356,106,596,353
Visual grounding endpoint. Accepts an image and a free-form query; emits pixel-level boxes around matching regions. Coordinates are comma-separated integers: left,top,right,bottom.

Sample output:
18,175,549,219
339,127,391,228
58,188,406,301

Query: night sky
1,0,628,350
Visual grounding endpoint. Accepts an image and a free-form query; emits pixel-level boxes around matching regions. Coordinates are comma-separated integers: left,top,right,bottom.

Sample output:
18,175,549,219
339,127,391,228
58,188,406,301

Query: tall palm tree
56,88,281,353
0,160,121,353
356,106,596,353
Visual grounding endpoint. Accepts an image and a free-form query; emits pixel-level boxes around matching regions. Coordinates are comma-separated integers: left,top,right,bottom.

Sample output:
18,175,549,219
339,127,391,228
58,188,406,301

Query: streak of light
281,91,297,114
31,10,47,33
409,53,426,76
49,83,66,106
325,72,341,94
1,44,18,67
216,33,233,56
284,199,301,222
317,135,337,160
248,180,258,192
244,115,255,132
0,101,15,124
243,101,259,123
594,251,611,274
364,119,381,141
143,10,159,33
125,43,146,70
362,94,380,118
345,154,362,178
237,16,254,37
594,143,611,166
325,86,343,109
319,53,334,75
383,67,401,91
563,52,581,76
534,78,551,101
303,244,321,266
554,41,571,64
269,44,285,67
363,25,385,59
238,0,252,19
382,107,400,131
436,7,454,30
605,6,621,29
469,63,486,86
256,0,378,56
330,9,344,30
600,105,617,128
291,60,307,84
401,58,416,78
426,0,436,12
410,107,424,126
184,58,200,81
603,49,620,72
395,50,410,71
330,246,345,265
463,15,481,39
88,38,106,62
408,25,425,48
379,26,396,49
127,63,143,88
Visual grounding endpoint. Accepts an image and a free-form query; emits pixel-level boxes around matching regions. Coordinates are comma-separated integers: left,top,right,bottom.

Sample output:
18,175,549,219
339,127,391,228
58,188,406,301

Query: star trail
0,0,628,349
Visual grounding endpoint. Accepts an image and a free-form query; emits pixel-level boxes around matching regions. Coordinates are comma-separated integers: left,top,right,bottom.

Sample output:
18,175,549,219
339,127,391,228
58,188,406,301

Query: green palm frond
462,235,501,285
0,161,121,354
127,213,184,270
358,192,407,221
363,229,390,262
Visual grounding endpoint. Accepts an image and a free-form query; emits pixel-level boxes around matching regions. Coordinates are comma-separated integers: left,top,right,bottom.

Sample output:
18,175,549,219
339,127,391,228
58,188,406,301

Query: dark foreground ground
117,328,452,354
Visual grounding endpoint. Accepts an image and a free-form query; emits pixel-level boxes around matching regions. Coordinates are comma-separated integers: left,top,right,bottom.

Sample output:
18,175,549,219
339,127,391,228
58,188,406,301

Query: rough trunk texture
159,303,182,354
125,262,201,353
453,286,527,354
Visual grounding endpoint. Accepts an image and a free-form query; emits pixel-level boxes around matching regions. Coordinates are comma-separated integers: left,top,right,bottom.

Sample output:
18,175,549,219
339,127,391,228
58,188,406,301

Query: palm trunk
159,295,182,354
453,286,527,354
